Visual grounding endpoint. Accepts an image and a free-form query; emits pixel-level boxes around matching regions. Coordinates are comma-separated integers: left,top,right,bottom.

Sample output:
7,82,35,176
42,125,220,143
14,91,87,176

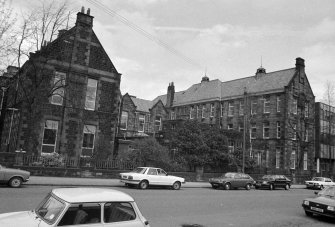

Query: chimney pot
81,6,85,13
87,8,90,15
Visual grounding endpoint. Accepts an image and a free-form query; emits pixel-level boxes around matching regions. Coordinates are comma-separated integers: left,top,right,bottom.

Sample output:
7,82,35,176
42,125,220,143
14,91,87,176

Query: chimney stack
295,57,305,74
76,6,94,28
166,82,175,107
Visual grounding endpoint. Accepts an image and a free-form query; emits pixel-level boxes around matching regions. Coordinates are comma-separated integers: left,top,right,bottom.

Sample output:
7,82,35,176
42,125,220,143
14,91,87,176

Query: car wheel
172,181,181,190
139,180,149,190
224,183,231,190
305,210,313,217
245,183,251,190
269,184,274,190
9,177,22,188
285,184,290,190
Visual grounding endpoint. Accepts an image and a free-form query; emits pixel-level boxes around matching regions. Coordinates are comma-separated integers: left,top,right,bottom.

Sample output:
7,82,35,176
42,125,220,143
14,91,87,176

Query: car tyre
139,180,149,190
224,183,231,190
172,181,181,190
305,210,313,217
9,177,22,188
245,183,251,190
285,184,290,190
269,184,274,190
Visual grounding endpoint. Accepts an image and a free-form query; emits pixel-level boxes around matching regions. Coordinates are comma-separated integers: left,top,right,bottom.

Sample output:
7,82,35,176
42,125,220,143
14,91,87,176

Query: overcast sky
13,0,335,101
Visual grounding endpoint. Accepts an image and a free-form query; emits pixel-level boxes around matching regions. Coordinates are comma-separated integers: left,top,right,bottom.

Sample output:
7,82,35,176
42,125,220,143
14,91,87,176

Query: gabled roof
131,96,154,112
153,68,296,106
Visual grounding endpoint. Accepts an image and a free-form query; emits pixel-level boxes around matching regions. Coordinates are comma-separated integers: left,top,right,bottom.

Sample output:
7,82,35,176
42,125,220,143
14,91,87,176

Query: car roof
52,188,135,203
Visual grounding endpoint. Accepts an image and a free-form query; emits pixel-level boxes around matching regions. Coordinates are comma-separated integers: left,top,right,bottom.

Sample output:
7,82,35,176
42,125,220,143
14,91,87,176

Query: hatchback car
305,177,335,189
255,175,291,190
302,186,335,219
0,187,150,227
209,172,255,190
120,167,185,190
0,164,30,188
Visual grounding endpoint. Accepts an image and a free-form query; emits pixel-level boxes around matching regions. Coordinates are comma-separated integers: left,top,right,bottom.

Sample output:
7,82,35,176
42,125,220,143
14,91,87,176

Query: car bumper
302,204,335,218
305,184,322,189
120,179,141,184
255,182,270,188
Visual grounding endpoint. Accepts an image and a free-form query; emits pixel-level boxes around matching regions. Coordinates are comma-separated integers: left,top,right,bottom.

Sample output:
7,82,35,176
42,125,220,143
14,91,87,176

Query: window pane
104,202,136,223
85,79,97,110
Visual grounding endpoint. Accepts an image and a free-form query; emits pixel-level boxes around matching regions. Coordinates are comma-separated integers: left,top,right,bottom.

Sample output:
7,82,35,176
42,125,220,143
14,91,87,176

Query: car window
234,174,242,179
58,203,101,226
326,178,332,182
224,173,234,178
157,169,167,176
131,167,146,174
147,168,158,175
104,202,136,223
312,177,324,182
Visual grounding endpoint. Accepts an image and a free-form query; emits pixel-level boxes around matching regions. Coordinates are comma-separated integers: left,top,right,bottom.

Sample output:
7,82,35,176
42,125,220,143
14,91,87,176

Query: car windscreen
262,176,274,180
131,167,146,174
35,193,66,224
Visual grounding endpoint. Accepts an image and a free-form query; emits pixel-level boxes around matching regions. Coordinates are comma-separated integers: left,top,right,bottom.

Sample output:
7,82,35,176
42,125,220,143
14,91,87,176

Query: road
1,185,335,227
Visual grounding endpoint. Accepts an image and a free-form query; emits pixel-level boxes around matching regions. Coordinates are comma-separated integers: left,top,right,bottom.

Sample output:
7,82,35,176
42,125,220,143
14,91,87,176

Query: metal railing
13,155,136,170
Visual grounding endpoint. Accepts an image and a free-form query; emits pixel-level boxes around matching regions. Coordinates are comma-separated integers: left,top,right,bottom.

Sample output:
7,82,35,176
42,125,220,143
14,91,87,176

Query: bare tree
0,0,17,73
321,80,335,106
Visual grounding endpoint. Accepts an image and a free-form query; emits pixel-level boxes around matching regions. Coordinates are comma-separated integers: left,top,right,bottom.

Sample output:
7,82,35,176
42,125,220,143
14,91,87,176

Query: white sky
12,0,335,101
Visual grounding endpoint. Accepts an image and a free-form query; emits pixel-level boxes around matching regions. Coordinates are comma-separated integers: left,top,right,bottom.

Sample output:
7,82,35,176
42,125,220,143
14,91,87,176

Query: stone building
315,102,335,176
116,93,167,154
0,8,121,158
155,58,315,174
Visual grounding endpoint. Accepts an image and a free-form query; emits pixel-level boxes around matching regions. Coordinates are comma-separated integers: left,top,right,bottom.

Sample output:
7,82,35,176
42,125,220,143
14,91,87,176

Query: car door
104,202,145,227
146,168,159,185
275,175,286,188
156,168,169,185
233,173,244,188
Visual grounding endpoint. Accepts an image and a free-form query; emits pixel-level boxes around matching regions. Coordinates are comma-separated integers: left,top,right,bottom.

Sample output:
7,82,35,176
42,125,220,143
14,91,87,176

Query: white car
0,188,150,227
120,167,186,190
305,177,335,189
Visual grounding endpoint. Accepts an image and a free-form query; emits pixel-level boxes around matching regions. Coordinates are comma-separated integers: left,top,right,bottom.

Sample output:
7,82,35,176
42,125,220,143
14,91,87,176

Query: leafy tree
118,137,171,169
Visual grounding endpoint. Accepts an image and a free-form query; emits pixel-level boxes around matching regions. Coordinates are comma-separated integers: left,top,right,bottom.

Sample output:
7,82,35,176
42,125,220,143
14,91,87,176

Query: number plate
311,207,323,212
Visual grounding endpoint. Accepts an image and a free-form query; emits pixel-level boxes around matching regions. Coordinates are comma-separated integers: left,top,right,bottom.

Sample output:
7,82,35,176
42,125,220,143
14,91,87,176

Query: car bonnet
0,211,40,226
307,196,335,206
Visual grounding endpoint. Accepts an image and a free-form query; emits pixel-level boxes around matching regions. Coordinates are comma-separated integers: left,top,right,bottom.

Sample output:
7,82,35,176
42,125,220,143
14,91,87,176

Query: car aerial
0,187,150,227
305,177,335,190
120,167,185,190
255,175,291,190
208,172,255,190
302,185,335,219
0,164,30,188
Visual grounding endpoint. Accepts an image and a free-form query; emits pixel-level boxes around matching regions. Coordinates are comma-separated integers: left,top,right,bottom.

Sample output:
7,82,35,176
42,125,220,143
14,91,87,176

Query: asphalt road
0,185,335,227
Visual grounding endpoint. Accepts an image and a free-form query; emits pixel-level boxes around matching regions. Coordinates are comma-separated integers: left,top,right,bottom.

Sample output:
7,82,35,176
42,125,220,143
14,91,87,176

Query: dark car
0,164,30,188
209,172,255,190
255,175,291,190
302,186,335,218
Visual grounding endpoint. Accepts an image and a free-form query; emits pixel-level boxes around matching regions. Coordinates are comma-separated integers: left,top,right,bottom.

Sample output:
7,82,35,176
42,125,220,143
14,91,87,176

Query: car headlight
314,183,319,185
128,176,133,180
262,181,268,184
327,206,335,211
303,200,309,206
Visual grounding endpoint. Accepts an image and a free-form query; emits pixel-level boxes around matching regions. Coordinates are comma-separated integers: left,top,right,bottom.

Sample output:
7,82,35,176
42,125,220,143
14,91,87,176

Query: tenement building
116,93,167,154
315,102,335,176
0,8,121,158
155,58,315,174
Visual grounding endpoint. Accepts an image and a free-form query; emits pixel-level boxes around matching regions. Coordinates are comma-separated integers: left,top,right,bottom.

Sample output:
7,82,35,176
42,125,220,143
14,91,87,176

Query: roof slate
131,97,154,112
153,68,296,106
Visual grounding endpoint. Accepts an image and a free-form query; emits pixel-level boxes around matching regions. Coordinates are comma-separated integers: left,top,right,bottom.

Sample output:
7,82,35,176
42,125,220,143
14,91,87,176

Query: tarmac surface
26,176,306,189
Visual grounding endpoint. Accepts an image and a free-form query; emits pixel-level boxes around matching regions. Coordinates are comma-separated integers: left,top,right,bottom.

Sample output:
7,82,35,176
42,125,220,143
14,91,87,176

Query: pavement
26,176,307,189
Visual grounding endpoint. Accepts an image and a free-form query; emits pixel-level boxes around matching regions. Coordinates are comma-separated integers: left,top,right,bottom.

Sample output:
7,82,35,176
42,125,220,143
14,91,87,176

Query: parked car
0,164,30,188
255,175,291,190
302,186,335,219
305,177,335,189
120,167,186,190
0,187,150,227
208,172,255,190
